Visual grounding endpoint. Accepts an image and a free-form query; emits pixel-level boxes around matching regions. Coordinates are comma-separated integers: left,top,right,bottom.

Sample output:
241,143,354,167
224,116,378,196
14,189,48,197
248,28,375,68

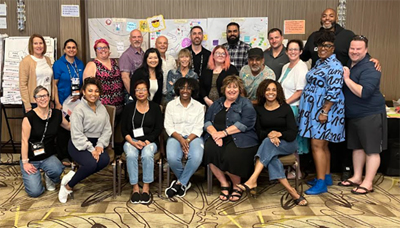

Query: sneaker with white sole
44,173,56,191
177,182,191,198
165,180,179,198
58,170,75,203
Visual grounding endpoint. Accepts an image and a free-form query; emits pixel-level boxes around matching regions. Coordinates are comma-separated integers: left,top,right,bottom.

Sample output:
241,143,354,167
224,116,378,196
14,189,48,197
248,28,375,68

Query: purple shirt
118,46,144,76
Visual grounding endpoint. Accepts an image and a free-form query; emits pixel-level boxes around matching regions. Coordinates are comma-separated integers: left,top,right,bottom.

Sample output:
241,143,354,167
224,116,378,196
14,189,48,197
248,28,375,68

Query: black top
255,103,297,142
186,45,211,78
121,100,163,146
214,107,233,144
199,64,238,102
130,67,163,104
301,24,355,67
24,109,62,161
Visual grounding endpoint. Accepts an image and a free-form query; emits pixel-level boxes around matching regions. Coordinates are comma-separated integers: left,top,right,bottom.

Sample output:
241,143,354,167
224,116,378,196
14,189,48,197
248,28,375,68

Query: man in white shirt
155,36,176,105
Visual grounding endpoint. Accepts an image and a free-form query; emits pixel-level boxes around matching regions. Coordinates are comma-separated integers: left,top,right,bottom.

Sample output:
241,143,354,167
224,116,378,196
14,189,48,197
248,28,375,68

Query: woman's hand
215,138,223,147
179,138,189,154
268,131,282,139
91,150,100,162
270,137,280,147
318,113,328,124
212,131,226,141
71,95,80,102
23,163,37,175
204,97,213,107
131,140,145,149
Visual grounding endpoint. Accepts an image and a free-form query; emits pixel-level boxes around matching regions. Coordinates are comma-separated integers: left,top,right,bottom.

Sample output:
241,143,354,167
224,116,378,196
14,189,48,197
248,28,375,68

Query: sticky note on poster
147,15,166,32
139,20,149,32
126,22,137,32
284,20,305,35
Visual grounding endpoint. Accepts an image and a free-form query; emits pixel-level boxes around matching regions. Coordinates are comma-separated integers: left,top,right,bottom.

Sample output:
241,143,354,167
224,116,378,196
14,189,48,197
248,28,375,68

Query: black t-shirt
24,109,62,161
186,45,211,78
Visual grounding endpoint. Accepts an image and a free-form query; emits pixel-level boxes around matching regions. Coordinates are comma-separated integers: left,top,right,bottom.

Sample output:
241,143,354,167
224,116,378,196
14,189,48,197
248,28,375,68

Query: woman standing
166,49,198,102
20,86,69,197
83,38,124,113
238,80,307,206
200,45,238,107
59,77,112,203
121,80,163,204
19,34,53,113
52,39,84,166
130,48,163,105
298,31,345,195
203,76,258,202
278,39,309,179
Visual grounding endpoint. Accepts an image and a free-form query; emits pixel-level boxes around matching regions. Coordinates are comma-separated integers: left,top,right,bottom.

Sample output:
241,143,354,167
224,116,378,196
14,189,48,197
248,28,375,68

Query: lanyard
66,61,79,79
191,49,204,78
132,102,148,129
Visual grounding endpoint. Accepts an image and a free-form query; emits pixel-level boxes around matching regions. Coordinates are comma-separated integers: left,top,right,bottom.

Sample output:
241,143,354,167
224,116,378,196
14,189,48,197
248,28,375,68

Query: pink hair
94,38,110,51
207,45,231,71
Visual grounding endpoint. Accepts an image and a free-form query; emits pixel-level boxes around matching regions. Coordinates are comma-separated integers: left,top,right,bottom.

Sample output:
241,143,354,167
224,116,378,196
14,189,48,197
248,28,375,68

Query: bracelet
223,129,228,136
321,109,329,114
22,159,29,164
320,112,328,116
186,138,191,142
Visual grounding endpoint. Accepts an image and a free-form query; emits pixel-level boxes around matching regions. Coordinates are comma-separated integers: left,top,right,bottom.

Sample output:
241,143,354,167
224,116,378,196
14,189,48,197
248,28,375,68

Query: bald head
320,8,337,30
155,36,168,55
130,29,143,49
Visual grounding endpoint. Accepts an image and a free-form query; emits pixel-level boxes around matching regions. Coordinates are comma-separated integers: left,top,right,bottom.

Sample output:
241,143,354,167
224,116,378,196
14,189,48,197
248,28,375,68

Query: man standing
264,28,289,80
119,29,144,93
239,48,275,104
301,8,354,67
223,22,250,71
339,35,386,194
186,26,210,78
155,36,176,103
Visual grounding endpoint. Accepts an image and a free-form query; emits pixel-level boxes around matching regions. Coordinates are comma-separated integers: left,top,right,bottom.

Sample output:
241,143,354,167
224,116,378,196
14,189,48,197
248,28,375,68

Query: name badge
71,78,80,84
34,148,45,156
133,128,144,137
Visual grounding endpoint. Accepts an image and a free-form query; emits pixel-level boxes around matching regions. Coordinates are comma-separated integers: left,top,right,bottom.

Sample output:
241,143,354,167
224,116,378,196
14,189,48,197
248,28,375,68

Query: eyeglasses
354,35,366,40
179,86,193,91
287,48,300,52
318,43,334,49
135,88,147,92
215,52,226,57
35,94,49,99
96,46,109,51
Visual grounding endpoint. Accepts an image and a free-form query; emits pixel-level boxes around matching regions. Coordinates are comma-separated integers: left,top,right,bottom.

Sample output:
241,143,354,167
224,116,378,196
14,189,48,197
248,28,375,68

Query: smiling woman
19,34,54,113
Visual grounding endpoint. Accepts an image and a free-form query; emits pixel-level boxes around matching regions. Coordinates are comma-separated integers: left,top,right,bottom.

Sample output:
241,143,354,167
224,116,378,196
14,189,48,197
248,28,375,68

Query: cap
248,48,263,58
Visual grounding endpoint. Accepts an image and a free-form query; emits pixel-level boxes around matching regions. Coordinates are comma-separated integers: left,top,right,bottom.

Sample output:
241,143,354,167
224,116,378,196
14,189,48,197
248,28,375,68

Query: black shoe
177,182,191,198
140,192,151,204
130,192,141,204
341,167,352,181
165,180,180,198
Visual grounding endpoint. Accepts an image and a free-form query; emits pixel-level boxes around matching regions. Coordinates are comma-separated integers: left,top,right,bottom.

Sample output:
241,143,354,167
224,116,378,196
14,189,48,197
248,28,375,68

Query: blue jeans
123,141,158,185
166,137,204,187
20,155,64,197
256,138,297,180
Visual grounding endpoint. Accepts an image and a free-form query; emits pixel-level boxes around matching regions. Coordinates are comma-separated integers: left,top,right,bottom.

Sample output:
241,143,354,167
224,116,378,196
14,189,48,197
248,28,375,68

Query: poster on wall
88,18,149,59
149,19,208,59
207,17,268,50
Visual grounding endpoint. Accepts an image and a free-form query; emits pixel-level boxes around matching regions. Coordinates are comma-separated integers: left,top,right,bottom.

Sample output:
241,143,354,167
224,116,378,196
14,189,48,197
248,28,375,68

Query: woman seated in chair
20,86,70,198
237,79,307,206
203,75,259,202
164,78,204,198
121,79,163,204
58,77,112,203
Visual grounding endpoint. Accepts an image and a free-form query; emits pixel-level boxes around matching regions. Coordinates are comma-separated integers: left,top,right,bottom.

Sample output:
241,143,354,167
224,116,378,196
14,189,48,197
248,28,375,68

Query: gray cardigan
70,98,112,152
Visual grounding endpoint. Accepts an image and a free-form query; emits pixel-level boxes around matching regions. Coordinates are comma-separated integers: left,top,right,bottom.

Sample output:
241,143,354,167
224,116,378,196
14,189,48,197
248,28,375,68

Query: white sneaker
44,173,56,191
58,170,75,203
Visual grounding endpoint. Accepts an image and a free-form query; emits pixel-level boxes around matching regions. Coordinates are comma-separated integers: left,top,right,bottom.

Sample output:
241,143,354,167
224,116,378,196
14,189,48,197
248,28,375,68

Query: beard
320,21,336,30
227,35,240,45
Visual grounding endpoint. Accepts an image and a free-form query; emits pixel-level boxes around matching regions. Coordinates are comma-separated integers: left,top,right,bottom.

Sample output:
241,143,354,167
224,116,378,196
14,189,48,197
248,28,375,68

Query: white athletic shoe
44,173,56,191
58,171,75,203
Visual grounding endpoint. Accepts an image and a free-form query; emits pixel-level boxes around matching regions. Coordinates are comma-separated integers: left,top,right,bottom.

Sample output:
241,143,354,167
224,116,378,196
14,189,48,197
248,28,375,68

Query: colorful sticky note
126,22,136,32
213,40,219,46
181,38,191,48
244,36,250,43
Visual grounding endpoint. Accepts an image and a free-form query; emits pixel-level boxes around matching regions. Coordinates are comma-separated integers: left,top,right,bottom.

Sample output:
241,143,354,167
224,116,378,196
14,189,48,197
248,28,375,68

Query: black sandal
237,183,257,198
229,189,243,202
219,186,231,201
293,195,308,206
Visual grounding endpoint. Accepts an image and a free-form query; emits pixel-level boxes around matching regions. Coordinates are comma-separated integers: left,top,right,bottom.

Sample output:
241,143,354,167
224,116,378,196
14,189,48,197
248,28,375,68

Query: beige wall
1,0,399,142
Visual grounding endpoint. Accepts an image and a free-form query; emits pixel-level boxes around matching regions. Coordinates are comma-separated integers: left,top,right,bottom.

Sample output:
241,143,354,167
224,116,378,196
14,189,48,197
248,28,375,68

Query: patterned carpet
1,154,400,228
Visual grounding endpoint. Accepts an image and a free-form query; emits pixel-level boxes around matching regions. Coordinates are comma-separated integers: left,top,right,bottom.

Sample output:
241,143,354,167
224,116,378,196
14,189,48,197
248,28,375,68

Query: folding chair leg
167,168,171,187
112,161,116,199
294,161,299,192
118,160,122,196
207,164,212,195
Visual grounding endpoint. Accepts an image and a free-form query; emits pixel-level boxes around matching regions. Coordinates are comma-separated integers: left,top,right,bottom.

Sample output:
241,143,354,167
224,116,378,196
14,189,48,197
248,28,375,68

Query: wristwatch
186,138,191,142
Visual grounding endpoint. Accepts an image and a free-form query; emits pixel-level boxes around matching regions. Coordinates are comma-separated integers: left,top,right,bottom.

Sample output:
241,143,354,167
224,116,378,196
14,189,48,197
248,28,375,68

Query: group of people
18,7,386,206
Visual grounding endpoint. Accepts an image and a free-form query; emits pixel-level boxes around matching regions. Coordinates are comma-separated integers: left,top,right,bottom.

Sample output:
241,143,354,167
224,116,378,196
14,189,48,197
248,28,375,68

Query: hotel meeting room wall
1,0,399,142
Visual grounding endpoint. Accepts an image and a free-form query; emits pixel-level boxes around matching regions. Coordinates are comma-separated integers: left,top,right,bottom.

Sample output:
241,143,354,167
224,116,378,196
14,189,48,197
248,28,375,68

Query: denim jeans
166,137,204,187
20,155,64,197
256,138,297,180
123,141,158,185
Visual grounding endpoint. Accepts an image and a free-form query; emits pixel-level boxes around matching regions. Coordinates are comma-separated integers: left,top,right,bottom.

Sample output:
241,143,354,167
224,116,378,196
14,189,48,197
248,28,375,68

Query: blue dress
298,54,345,143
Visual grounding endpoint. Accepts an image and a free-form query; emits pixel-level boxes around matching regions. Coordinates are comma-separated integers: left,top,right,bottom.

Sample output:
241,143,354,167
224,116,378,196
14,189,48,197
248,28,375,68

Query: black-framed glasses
318,43,334,49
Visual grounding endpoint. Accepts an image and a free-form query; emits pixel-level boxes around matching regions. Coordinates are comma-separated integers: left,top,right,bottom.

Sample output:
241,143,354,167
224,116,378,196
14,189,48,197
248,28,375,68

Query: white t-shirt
162,54,177,94
149,79,158,101
31,55,53,95
278,60,308,106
